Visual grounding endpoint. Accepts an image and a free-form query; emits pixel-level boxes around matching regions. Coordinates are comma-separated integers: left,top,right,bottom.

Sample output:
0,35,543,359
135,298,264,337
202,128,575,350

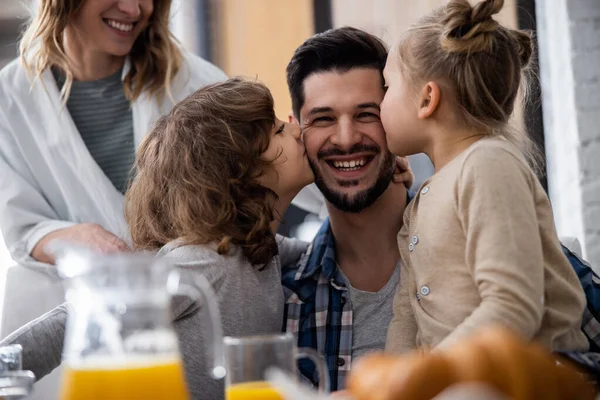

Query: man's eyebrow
357,102,380,111
307,106,334,116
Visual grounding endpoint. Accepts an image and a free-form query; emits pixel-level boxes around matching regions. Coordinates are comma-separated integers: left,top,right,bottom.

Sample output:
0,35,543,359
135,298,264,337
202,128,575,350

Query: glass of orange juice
224,333,329,400
54,249,226,400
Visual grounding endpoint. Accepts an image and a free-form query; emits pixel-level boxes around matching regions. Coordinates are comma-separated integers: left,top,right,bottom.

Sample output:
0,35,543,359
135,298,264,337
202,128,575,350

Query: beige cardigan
386,137,588,353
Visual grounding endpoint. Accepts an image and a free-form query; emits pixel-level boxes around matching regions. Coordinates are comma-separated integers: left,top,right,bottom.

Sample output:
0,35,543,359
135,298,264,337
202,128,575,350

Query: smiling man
282,27,408,391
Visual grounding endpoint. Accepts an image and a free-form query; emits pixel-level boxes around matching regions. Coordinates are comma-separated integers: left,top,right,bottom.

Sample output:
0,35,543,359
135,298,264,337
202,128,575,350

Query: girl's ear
417,81,441,119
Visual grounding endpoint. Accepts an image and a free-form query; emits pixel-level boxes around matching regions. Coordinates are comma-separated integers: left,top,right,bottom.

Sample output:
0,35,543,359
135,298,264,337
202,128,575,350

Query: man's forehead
301,68,384,116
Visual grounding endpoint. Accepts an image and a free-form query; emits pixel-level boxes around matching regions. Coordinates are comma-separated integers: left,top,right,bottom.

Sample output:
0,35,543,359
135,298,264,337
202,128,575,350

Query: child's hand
392,156,414,190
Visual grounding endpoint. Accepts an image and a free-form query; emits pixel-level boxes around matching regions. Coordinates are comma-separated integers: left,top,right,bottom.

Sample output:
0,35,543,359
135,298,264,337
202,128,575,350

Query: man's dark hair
286,26,388,119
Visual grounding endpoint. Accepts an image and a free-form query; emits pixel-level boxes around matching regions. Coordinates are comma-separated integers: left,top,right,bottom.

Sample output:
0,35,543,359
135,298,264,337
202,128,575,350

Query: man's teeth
332,158,367,171
106,19,134,32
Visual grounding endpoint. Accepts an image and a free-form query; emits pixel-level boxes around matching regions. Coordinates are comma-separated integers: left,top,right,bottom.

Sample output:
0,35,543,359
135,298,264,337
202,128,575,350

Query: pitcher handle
296,347,330,394
167,270,226,380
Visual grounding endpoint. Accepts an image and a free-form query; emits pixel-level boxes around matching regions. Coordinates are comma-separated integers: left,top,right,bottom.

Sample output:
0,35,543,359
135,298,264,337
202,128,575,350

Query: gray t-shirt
338,264,400,359
53,68,135,194
0,236,308,400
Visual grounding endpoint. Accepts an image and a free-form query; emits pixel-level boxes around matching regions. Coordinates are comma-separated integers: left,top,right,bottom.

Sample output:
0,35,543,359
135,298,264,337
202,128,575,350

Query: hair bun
511,29,534,68
441,0,504,54
471,0,504,24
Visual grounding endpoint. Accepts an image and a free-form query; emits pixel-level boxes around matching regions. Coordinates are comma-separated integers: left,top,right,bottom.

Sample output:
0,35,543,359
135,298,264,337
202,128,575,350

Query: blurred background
0,0,599,315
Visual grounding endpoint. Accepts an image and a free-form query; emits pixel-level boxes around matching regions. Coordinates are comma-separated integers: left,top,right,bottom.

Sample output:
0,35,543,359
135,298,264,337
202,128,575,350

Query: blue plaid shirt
282,217,600,390
560,246,600,380
282,218,352,391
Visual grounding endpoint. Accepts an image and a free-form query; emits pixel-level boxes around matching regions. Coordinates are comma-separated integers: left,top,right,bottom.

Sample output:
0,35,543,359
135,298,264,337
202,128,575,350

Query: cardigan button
421,186,430,195
420,285,430,296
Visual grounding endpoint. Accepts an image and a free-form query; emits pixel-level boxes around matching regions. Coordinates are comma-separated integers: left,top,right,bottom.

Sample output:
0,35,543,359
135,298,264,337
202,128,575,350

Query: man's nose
329,117,362,150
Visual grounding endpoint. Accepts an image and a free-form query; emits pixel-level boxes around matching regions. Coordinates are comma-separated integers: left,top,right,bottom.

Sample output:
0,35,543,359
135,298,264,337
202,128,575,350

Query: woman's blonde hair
19,0,183,104
125,78,280,267
394,0,543,174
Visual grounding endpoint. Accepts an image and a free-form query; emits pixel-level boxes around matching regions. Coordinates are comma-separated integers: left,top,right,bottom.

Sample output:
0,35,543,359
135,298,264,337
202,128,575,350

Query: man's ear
289,112,300,125
417,81,441,120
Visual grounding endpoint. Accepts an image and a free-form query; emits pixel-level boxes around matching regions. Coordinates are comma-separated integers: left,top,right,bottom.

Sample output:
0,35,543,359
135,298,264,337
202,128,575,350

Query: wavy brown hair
19,0,182,104
125,78,280,266
393,0,543,174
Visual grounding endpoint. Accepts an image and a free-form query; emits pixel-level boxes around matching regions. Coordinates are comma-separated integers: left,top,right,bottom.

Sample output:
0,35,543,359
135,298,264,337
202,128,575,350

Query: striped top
53,68,135,194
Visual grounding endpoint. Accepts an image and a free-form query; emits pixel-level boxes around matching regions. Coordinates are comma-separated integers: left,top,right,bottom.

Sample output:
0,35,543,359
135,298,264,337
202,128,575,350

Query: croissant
348,326,595,400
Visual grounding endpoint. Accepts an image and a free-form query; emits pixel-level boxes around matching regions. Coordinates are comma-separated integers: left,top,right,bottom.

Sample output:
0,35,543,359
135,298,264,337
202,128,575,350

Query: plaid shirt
282,218,353,391
560,246,600,381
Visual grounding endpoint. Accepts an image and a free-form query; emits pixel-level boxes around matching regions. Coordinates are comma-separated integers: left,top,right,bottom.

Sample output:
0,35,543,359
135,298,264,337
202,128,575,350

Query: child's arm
0,303,67,380
438,146,545,349
386,263,418,353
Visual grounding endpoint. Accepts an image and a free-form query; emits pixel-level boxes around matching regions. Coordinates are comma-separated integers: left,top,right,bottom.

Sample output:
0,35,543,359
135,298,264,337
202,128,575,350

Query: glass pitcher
224,333,329,400
53,248,225,400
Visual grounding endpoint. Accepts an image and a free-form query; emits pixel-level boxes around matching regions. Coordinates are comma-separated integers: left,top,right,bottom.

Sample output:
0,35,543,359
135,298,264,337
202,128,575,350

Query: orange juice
226,381,284,400
58,355,189,400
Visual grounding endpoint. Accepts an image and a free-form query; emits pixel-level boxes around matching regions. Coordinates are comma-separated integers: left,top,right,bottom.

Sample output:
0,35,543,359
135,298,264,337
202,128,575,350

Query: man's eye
276,123,285,134
313,116,334,123
357,112,380,120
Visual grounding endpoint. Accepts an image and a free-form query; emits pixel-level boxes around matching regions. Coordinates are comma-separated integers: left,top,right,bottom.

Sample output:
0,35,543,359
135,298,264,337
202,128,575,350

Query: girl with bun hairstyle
382,0,588,353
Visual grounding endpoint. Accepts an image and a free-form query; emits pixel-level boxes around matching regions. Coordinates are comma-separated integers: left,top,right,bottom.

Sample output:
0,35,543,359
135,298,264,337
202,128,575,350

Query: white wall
536,0,600,270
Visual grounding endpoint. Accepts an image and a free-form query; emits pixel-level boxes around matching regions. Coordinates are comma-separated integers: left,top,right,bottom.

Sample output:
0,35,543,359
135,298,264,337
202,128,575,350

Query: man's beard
309,145,396,213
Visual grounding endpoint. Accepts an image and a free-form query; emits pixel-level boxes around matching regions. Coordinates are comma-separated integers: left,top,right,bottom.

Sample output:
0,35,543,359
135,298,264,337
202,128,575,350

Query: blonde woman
0,3,226,390
0,0,225,267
